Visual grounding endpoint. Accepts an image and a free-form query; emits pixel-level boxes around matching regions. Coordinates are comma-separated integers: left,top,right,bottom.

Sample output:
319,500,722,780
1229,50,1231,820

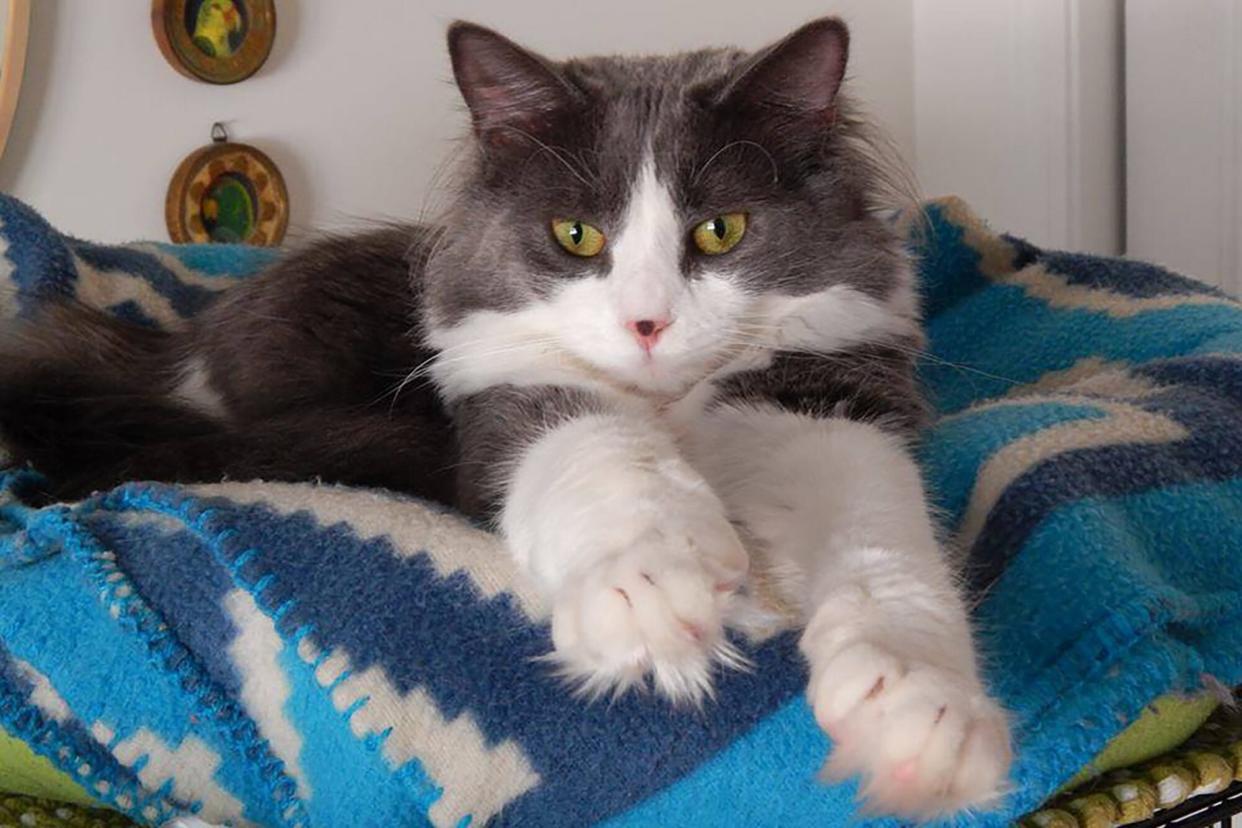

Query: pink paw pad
891,758,919,783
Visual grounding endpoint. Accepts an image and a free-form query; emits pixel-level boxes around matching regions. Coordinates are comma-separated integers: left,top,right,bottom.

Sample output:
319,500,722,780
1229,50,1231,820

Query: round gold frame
165,140,289,246
151,0,275,85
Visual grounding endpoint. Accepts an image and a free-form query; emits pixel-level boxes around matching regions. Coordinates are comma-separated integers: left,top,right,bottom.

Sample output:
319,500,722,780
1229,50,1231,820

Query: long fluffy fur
0,228,457,503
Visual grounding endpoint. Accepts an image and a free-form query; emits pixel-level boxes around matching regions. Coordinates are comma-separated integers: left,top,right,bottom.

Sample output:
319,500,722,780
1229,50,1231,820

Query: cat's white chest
605,347,775,437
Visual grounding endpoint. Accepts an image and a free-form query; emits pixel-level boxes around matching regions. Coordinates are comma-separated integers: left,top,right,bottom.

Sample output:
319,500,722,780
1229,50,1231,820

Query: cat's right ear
712,18,849,130
447,22,578,149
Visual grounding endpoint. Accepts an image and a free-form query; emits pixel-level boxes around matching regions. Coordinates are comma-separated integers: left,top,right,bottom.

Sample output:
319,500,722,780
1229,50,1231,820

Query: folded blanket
1,194,1240,828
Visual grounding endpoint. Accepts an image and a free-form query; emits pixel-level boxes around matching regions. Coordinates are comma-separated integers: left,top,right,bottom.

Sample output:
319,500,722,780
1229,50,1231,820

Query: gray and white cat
1,18,1011,820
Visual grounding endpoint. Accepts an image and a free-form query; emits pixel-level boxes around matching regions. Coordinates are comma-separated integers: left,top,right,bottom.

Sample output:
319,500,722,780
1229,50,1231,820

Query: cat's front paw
548,516,748,704
805,634,1012,820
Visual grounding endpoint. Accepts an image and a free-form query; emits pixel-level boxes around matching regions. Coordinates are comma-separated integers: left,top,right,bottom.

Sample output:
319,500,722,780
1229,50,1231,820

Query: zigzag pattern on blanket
1,193,1241,828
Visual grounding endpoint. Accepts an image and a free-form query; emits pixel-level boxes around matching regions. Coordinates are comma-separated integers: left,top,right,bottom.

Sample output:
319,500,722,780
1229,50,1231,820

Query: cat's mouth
566,338,761,402
560,348,697,400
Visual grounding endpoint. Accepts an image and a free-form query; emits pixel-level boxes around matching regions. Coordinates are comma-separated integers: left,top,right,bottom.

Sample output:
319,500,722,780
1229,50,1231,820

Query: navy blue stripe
70,240,219,320
107,299,160,329
0,195,79,317
966,357,1242,594
84,512,242,696
1036,248,1225,299
993,230,1222,299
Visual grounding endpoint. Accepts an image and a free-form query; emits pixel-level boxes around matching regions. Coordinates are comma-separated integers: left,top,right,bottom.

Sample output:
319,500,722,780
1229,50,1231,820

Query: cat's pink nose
626,317,671,350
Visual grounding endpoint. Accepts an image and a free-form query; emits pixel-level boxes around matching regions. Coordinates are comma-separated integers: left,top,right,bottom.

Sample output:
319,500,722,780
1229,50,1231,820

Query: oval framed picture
151,0,275,85
166,140,289,246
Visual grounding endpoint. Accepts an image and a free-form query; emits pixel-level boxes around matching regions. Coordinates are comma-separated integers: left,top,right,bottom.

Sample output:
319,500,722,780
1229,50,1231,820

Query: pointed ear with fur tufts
447,22,580,150
714,17,850,129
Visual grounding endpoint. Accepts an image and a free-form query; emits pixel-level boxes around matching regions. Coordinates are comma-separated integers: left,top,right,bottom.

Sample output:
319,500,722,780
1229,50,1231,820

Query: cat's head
424,19,917,401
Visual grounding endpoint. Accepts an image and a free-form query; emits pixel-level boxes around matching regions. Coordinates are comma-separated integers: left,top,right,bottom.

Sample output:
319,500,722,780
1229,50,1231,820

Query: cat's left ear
714,17,849,125
447,22,579,148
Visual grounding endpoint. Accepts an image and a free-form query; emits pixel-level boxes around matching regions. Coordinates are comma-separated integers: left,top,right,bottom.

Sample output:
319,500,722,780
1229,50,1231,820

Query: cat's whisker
408,338,559,372
781,340,1024,387
713,320,1026,388
692,140,779,187
500,127,598,190
384,337,562,410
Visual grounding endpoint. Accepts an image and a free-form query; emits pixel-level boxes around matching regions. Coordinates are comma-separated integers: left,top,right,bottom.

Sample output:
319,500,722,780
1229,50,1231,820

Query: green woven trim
1020,702,1242,828
0,794,136,827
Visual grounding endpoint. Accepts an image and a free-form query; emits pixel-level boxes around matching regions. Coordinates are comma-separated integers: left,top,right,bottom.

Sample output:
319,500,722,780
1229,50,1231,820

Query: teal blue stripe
920,402,1108,528
603,698,861,828
925,293,1242,413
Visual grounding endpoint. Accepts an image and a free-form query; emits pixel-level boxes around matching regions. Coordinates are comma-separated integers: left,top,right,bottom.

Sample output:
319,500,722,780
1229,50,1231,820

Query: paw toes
684,517,748,585
876,690,952,767
811,642,904,730
951,709,1012,804
807,639,1012,819
548,541,743,704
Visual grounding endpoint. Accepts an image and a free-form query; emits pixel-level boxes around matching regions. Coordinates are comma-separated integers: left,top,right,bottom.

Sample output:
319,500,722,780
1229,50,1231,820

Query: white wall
1,1,914,244
1126,0,1241,292
913,0,1124,255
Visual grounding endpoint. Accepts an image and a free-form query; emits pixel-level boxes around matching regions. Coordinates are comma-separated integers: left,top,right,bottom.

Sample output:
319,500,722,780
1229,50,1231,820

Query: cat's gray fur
0,18,918,512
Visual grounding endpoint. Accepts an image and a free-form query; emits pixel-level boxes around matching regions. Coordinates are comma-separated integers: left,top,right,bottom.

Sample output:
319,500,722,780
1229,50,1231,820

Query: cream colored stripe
112,729,249,826
923,196,1021,279
937,391,1109,424
328,662,540,828
1003,263,1238,318
13,660,72,723
1003,357,1164,399
72,253,184,329
955,400,1189,552
223,589,310,800
926,196,1240,317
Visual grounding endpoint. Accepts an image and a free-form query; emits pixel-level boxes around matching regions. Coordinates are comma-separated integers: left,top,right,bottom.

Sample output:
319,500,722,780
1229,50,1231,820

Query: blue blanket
1,193,1240,828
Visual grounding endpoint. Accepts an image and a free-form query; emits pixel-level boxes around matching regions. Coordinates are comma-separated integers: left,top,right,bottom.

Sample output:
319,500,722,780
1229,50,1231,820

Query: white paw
805,636,1012,820
548,516,748,704
502,414,749,703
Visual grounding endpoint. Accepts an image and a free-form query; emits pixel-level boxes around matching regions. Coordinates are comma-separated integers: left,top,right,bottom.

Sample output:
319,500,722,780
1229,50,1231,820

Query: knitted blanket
1,194,1240,828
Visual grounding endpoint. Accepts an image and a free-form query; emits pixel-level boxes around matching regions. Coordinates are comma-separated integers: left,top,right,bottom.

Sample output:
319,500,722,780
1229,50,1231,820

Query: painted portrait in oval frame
166,139,289,246
152,0,275,84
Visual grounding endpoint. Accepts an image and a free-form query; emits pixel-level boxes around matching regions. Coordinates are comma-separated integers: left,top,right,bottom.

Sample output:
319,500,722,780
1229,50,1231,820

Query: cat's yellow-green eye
692,213,747,255
551,219,606,257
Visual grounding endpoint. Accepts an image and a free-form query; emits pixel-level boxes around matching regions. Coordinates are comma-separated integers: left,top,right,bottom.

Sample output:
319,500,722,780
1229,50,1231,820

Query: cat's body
0,18,1012,821
0,227,457,502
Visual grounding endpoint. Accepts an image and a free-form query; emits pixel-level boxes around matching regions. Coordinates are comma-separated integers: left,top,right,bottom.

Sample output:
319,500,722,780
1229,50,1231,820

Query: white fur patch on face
606,157,683,324
429,155,748,401
758,283,918,356
553,154,747,396
427,156,916,404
